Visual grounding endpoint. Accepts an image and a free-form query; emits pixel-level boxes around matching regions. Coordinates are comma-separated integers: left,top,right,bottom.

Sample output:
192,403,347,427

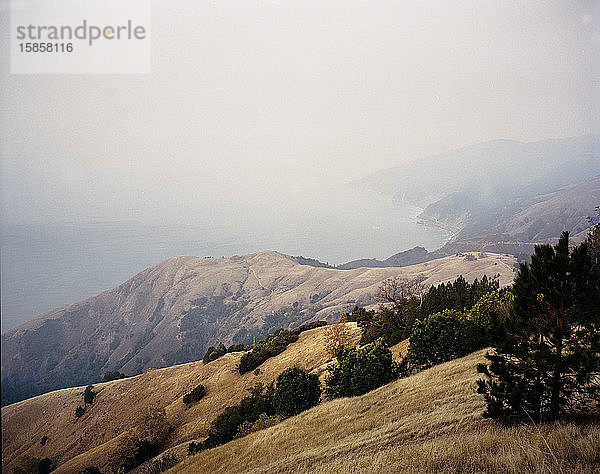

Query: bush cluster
190,382,276,452
348,276,499,347
203,343,248,364
234,413,278,439
238,322,327,375
183,383,206,405
190,365,323,453
110,406,171,472
102,371,127,382
325,338,394,399
273,367,321,417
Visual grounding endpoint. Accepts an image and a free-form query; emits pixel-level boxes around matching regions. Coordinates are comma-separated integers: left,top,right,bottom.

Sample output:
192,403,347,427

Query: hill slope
172,349,600,474
1,324,361,473
1,251,516,405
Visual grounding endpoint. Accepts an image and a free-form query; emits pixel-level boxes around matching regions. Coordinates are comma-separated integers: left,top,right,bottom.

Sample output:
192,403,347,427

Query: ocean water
0,192,451,331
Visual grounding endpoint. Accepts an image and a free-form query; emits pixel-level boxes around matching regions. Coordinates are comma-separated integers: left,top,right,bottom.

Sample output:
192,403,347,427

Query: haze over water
0,186,451,331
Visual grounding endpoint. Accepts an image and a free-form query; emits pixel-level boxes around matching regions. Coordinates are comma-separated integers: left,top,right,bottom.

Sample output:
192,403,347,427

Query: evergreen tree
477,232,600,423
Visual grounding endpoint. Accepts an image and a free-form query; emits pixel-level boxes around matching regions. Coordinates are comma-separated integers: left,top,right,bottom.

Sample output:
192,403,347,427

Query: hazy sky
1,0,599,224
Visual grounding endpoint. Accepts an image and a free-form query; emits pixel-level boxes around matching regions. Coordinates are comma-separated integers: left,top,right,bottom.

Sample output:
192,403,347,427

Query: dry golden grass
170,349,600,474
1,324,361,473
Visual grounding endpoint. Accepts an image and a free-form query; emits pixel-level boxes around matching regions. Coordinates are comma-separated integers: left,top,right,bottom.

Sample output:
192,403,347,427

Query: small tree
75,405,85,418
376,275,426,309
324,315,354,359
83,385,96,405
273,367,321,417
477,232,600,423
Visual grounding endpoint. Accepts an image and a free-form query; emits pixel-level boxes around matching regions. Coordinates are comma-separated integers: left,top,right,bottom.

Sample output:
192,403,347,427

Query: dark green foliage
82,467,101,474
405,310,486,371
38,458,53,474
273,367,321,417
190,383,275,452
75,405,85,418
289,320,327,335
421,275,499,316
83,385,95,405
202,343,248,364
40,435,48,446
238,323,326,375
239,329,298,374
477,232,600,424
349,276,499,347
325,338,394,398
183,383,206,404
102,371,127,382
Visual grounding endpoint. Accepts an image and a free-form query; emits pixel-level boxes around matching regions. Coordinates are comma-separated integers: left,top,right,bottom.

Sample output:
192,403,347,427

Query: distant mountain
352,135,600,208
1,251,516,405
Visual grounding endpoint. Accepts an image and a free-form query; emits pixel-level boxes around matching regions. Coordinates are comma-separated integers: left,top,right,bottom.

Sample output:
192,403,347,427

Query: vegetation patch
238,321,327,374
183,383,206,405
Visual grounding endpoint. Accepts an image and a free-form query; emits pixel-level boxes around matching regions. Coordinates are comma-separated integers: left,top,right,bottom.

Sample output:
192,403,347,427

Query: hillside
172,349,600,474
352,135,599,206
1,251,516,405
0,324,361,473
352,135,599,244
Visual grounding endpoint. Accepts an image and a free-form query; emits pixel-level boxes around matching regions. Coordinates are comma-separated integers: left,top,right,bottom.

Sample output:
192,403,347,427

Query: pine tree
477,232,600,423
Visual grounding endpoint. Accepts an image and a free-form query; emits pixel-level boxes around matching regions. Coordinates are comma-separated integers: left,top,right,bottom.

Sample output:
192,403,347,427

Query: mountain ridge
1,250,516,405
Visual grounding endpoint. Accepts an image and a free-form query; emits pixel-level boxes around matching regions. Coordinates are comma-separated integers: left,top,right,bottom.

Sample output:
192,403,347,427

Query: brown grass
170,349,600,474
1,324,361,473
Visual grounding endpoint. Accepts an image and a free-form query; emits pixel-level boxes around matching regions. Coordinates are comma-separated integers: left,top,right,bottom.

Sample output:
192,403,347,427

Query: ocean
0,191,451,331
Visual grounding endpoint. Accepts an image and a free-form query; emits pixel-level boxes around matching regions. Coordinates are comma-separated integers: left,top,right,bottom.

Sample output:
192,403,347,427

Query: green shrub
273,367,321,417
405,309,485,371
75,405,85,418
82,467,102,474
83,385,96,405
238,329,299,374
203,343,249,364
183,383,206,404
325,338,394,398
102,371,127,382
234,413,279,439
238,322,328,374
198,383,275,450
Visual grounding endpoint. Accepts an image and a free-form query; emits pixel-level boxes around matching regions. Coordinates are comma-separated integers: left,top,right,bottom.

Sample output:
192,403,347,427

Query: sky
1,0,599,225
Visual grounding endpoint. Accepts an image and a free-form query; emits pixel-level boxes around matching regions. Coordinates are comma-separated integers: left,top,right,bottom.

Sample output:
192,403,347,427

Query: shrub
203,343,249,364
75,405,85,418
325,338,394,398
198,383,275,450
323,315,354,359
234,413,279,439
273,367,321,417
405,309,485,371
238,322,328,374
238,329,299,374
183,384,206,404
110,406,170,472
82,467,102,474
102,371,127,382
83,385,96,405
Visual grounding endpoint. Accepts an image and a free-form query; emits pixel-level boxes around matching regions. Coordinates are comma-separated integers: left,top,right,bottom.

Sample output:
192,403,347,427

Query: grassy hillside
1,324,361,474
172,349,600,474
2,250,516,405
